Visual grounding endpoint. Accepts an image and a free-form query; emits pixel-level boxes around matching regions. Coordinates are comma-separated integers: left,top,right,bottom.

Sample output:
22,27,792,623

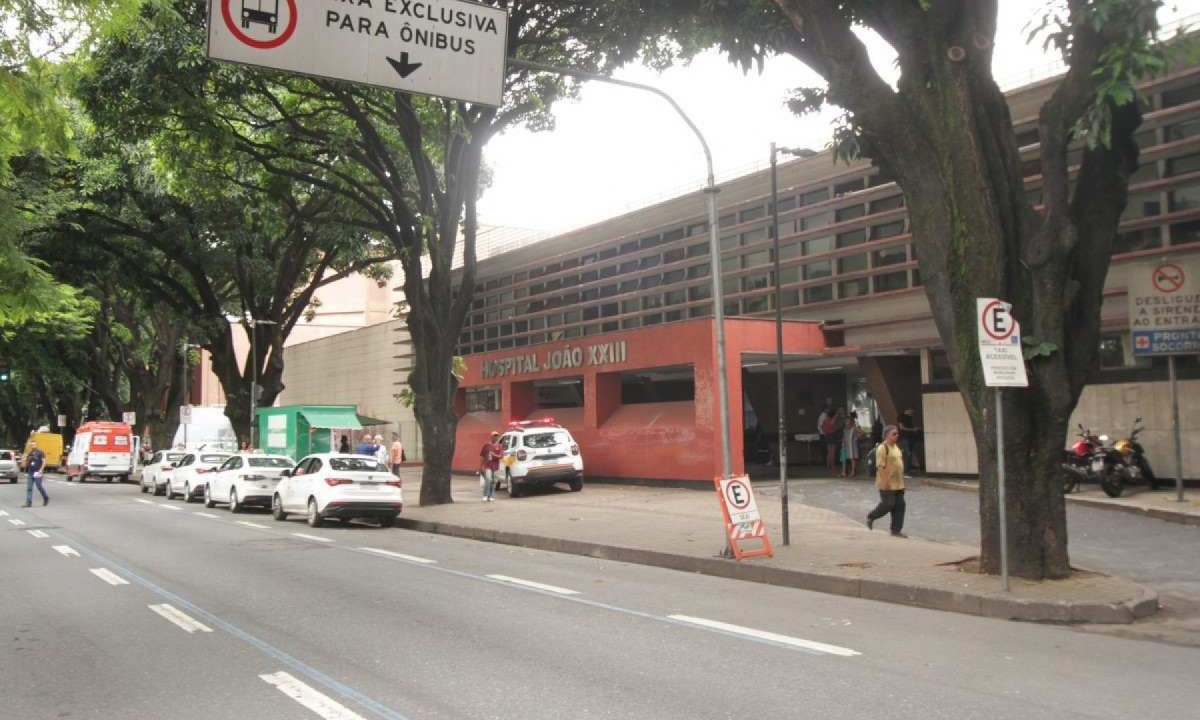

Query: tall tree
662,0,1176,578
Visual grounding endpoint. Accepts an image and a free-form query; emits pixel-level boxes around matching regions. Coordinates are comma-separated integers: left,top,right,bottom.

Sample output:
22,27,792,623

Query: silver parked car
0,450,18,483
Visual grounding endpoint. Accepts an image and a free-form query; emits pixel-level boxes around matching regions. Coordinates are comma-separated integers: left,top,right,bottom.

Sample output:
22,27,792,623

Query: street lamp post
770,143,815,546
246,318,277,449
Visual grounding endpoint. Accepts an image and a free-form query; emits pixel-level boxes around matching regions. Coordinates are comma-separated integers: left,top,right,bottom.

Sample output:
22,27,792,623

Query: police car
498,419,584,498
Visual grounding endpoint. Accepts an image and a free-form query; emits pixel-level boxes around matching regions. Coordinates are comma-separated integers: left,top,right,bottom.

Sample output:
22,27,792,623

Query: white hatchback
166,451,233,503
273,453,402,528
140,451,190,495
205,453,295,512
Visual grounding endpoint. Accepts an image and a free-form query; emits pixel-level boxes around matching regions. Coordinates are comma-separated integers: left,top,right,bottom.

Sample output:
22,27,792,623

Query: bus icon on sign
241,0,279,33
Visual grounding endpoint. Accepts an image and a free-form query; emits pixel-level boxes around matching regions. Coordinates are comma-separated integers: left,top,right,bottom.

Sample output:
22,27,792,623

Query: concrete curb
921,478,1200,527
394,516,1157,625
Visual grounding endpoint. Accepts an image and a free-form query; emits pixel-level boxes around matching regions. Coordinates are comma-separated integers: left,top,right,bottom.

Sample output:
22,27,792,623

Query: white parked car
140,451,190,495
0,449,19,483
165,451,233,503
205,453,295,512
499,420,584,497
273,453,402,528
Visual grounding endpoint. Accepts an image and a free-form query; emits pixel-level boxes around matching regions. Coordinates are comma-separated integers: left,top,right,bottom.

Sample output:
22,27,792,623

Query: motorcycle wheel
1099,468,1124,498
1060,466,1079,495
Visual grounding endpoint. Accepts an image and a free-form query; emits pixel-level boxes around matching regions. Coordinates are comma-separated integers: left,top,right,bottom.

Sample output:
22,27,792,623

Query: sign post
1128,258,1199,502
713,475,773,560
207,0,509,106
977,298,1029,592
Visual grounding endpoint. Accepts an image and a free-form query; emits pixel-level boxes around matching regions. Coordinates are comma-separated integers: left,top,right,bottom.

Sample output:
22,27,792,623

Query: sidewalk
393,471,1168,625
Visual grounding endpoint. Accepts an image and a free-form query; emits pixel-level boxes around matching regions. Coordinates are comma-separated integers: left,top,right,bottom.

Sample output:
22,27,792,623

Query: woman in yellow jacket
867,425,907,538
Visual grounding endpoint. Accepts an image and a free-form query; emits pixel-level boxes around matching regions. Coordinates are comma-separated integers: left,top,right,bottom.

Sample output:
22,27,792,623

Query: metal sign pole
1169,355,1185,502
996,388,1009,592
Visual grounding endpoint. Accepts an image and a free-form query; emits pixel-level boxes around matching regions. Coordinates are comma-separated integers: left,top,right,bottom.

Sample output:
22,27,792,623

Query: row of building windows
457,72,1200,356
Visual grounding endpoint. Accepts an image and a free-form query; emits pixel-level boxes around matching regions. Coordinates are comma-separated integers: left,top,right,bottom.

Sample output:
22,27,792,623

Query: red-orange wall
454,318,825,482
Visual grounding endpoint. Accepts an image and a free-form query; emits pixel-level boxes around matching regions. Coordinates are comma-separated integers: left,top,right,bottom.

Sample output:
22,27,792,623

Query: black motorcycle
1061,424,1100,495
1098,417,1157,498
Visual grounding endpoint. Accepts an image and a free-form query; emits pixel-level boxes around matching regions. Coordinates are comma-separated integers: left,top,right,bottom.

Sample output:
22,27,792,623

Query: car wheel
164,482,174,500
204,485,216,508
79,473,87,484
106,476,112,483
153,480,163,496
506,470,522,498
378,514,396,528
183,483,194,504
306,498,323,528
229,488,241,513
272,495,287,521
569,476,583,492
141,482,149,494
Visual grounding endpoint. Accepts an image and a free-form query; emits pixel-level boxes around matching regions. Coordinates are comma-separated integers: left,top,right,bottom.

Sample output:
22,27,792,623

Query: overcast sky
475,2,1191,236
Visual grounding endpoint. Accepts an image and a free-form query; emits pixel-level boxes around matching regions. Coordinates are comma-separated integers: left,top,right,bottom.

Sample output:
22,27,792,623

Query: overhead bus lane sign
207,0,509,107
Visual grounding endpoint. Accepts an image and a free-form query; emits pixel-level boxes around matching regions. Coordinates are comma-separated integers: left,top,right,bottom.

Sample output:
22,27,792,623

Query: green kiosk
257,404,363,461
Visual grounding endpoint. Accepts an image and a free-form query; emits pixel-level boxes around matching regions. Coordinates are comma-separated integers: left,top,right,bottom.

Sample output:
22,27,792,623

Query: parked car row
143,451,403,528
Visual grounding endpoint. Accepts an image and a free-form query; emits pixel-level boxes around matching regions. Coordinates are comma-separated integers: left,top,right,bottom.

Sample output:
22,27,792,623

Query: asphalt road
3,474,1197,720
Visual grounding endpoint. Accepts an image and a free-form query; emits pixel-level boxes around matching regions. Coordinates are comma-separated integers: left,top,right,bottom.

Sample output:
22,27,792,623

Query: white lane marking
193,512,220,519
236,521,271,530
134,498,155,505
360,547,436,564
667,615,860,657
0,509,8,516
292,533,334,543
8,518,26,526
90,568,130,586
52,545,80,557
27,529,49,539
260,671,368,720
148,604,213,634
158,503,181,511
486,574,579,596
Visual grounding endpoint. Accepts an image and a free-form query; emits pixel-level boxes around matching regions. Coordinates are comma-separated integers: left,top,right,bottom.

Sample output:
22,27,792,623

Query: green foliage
1021,335,1059,360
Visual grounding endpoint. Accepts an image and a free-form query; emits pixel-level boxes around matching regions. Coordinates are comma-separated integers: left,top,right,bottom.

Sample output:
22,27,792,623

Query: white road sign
207,0,509,106
719,476,761,525
122,411,137,425
180,405,193,425
1128,258,1200,356
976,298,1029,388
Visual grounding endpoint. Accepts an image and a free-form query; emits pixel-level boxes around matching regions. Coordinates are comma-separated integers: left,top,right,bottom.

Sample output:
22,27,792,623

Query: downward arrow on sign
387,52,422,78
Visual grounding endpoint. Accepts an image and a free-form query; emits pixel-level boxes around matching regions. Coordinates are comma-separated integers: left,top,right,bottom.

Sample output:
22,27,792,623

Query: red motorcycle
1061,424,1101,494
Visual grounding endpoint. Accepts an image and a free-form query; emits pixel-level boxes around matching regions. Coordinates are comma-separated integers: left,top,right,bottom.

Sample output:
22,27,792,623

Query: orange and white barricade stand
714,475,773,560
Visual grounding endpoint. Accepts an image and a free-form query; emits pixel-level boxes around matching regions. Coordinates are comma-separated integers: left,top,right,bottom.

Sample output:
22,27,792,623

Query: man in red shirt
478,431,503,502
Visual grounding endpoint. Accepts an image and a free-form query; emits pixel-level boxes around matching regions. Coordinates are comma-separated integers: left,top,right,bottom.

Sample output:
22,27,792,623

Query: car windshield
248,457,294,468
200,454,230,464
330,457,388,472
524,432,566,449
167,453,187,463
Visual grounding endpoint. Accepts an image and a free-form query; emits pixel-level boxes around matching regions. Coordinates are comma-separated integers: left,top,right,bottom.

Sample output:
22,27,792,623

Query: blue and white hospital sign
1128,259,1200,356
207,0,509,106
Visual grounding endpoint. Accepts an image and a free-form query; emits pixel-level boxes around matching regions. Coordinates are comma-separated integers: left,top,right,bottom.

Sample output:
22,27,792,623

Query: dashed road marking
158,503,181,511
0,510,8,516
90,568,130,586
235,521,271,530
8,518,25,526
52,545,80,557
292,533,334,543
135,498,155,505
27,529,49,539
149,603,212,634
261,671,368,720
486,574,579,596
667,615,860,657
193,512,220,519
360,547,436,564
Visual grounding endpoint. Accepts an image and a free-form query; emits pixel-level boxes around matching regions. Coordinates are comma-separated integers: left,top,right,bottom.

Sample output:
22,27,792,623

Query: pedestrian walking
389,432,405,476
478,431,503,502
338,434,351,454
23,440,49,507
866,425,907,537
817,402,839,472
